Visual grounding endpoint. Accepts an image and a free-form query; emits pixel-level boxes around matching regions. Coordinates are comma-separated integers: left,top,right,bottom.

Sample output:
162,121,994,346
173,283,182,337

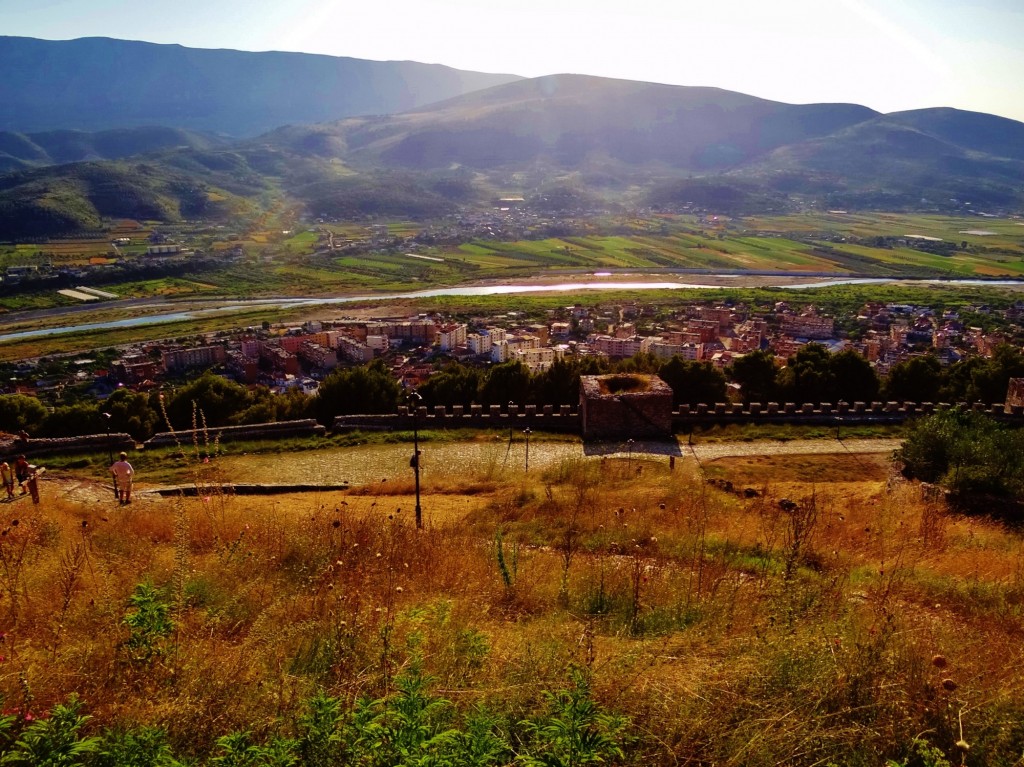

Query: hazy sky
3,0,1023,122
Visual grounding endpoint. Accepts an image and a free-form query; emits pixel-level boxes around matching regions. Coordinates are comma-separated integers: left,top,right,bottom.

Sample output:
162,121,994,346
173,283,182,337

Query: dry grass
1,452,1023,763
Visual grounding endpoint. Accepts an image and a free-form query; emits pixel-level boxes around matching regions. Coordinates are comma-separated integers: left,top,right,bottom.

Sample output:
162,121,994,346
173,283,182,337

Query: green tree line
2,344,1023,441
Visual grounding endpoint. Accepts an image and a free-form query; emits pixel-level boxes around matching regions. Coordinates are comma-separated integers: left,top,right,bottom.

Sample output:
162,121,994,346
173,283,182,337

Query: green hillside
0,159,266,238
2,74,1024,239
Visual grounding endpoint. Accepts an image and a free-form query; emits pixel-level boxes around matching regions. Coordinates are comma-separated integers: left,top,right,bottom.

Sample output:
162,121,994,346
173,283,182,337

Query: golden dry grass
1,453,1022,764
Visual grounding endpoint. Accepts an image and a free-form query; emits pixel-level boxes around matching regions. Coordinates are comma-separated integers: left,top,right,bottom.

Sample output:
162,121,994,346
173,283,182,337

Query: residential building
162,345,226,373
438,323,468,352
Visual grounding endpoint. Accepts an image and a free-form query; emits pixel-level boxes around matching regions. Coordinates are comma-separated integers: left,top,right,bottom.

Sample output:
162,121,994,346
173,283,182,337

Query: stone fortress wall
7,399,1024,458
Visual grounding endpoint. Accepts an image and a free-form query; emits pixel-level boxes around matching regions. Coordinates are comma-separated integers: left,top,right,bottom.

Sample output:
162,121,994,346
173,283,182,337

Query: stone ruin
1006,378,1024,413
579,374,673,439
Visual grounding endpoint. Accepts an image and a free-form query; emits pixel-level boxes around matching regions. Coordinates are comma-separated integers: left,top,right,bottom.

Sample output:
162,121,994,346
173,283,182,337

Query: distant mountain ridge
1,62,1023,239
0,126,227,172
0,36,521,136
741,107,1024,208
317,74,881,171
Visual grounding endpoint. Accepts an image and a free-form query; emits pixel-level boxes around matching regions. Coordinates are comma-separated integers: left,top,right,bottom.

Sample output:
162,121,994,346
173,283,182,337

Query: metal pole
523,427,531,473
410,392,423,529
102,412,113,465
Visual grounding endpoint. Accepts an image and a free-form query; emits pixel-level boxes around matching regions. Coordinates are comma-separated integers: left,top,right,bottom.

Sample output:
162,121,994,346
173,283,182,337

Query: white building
438,323,468,352
467,332,493,355
513,346,562,372
491,341,510,363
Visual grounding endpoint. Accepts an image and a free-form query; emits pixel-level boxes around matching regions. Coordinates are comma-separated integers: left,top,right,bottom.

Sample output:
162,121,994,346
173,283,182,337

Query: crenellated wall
335,401,1024,435
7,403,1022,461
334,404,581,433
673,400,1020,428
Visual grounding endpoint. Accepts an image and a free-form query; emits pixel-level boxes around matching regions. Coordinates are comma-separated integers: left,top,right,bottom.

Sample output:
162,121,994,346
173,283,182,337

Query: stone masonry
579,374,674,439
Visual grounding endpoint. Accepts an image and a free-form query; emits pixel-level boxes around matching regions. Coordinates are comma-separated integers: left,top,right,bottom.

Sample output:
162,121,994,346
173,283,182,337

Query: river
1,275,1021,343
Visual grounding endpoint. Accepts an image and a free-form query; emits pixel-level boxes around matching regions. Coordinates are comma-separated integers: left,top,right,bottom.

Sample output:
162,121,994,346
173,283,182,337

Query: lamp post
101,412,113,466
523,427,532,473
102,412,116,500
408,392,423,529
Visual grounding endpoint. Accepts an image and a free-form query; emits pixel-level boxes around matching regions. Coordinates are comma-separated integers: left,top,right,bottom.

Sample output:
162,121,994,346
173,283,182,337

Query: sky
2,0,1023,122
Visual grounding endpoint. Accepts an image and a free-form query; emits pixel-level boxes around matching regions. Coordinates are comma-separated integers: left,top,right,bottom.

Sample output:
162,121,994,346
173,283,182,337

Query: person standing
0,462,13,499
13,455,30,494
110,452,134,505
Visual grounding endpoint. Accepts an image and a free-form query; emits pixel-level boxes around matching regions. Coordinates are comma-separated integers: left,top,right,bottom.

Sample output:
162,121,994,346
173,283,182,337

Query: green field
3,212,1024,328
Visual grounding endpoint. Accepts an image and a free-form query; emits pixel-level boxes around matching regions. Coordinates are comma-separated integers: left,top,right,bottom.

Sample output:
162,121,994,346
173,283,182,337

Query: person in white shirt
110,452,134,505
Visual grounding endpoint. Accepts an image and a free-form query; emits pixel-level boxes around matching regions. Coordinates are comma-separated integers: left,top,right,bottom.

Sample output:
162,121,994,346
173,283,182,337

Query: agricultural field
446,234,839,273
431,213,1024,279
6,444,1024,765
5,212,1024,315
736,212,1024,275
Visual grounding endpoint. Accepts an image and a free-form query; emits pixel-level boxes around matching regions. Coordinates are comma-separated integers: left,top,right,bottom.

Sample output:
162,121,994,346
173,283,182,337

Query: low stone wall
2,433,135,459
7,402,1022,460
334,404,581,433
336,401,1024,436
145,419,326,448
674,401,1018,428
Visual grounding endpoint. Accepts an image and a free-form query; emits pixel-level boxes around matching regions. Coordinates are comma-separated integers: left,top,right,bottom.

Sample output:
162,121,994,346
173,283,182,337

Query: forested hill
0,36,522,136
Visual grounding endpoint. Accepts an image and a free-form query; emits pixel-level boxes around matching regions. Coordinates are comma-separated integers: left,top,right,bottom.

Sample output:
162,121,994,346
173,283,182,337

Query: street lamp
408,391,423,529
523,427,532,473
102,412,116,500
101,412,113,466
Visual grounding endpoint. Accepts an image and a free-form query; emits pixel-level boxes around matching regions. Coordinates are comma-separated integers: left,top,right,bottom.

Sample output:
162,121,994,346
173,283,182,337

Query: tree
233,386,313,425
479,361,533,406
658,356,727,406
417,363,482,407
728,350,778,404
314,360,401,424
777,343,833,404
615,352,661,375
829,349,879,404
884,355,942,402
939,356,986,403
163,372,252,429
41,402,104,437
899,409,1024,501
533,357,609,407
103,387,161,441
0,394,47,434
967,344,1024,404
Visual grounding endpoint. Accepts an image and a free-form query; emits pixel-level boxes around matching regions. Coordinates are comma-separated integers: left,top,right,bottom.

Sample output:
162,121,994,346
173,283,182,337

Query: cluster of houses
90,297,1023,398
7,278,1021,403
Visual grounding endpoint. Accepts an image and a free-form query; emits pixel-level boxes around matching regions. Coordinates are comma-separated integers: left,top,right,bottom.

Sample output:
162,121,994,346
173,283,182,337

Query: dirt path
143,437,903,488
686,437,900,462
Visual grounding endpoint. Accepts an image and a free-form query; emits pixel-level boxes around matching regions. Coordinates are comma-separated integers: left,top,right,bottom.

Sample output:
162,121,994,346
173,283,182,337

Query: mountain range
0,36,520,136
0,37,1022,238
